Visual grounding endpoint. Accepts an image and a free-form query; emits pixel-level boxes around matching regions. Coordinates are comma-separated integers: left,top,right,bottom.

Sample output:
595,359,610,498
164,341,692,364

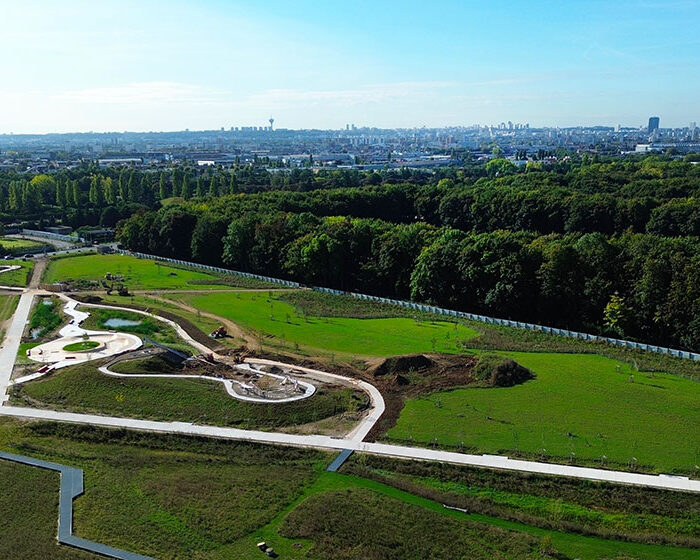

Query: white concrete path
1,267,698,494
0,404,698,493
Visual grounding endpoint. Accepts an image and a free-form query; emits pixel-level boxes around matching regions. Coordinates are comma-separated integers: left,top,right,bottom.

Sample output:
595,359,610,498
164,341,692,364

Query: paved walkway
1,266,698,494
1,405,698,493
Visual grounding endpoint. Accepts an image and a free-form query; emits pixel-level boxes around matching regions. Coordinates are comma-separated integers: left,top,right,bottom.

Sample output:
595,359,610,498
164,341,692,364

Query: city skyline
2,0,699,133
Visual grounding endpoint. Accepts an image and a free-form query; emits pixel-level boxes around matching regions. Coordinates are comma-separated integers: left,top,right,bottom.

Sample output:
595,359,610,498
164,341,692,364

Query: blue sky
1,0,699,132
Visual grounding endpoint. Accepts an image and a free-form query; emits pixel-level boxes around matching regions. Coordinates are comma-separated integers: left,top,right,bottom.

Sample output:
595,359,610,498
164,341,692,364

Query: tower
269,118,274,131
648,116,660,133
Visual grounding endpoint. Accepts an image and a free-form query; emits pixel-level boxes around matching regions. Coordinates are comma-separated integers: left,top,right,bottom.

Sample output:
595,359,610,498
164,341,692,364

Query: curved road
1,266,699,493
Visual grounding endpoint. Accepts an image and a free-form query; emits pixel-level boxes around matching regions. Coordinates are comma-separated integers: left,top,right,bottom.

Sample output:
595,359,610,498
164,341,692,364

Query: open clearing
388,352,700,473
44,253,252,290
177,291,480,358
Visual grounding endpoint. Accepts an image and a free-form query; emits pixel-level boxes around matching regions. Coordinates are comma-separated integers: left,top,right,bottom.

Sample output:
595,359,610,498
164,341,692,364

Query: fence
118,250,700,362
22,229,82,243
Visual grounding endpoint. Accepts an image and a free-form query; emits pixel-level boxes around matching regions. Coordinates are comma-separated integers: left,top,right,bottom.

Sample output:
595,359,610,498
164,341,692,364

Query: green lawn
63,340,100,352
0,236,47,253
389,352,700,473
0,259,34,286
44,254,233,290
178,291,480,358
10,362,366,430
0,294,18,322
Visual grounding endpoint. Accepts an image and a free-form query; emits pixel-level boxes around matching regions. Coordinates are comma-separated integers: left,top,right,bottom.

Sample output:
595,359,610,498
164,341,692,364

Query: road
1,265,699,493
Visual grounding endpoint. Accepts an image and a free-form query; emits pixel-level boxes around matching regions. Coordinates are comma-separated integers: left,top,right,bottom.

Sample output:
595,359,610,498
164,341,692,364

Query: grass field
45,253,275,290
0,421,326,560
344,454,700,546
0,294,18,322
2,420,695,560
178,291,480,358
0,236,47,254
0,461,99,559
0,259,34,287
388,352,700,473
10,362,366,430
45,254,233,290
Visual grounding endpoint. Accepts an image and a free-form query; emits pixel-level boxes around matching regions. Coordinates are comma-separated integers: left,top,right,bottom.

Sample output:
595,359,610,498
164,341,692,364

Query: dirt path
29,258,47,289
149,293,258,347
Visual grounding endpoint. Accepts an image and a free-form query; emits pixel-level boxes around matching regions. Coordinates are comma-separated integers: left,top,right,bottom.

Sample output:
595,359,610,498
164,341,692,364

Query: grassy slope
178,291,479,358
10,363,364,430
389,352,700,473
0,259,34,287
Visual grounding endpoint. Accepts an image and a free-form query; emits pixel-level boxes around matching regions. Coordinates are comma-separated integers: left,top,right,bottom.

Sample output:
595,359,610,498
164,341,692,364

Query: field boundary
118,250,700,362
0,450,157,560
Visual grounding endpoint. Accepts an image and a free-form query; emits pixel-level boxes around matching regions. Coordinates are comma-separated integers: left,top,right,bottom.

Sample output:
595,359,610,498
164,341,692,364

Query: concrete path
0,291,35,404
1,266,698,494
1,405,698,493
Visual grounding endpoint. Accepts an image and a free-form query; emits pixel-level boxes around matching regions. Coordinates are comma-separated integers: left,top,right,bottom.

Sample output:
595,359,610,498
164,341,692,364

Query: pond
103,318,142,328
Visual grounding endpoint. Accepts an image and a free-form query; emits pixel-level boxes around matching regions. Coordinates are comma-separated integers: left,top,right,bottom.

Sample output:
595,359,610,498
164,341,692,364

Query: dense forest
2,155,699,350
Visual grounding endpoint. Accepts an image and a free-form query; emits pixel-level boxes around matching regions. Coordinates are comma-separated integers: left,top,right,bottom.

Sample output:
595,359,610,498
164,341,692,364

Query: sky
1,0,699,133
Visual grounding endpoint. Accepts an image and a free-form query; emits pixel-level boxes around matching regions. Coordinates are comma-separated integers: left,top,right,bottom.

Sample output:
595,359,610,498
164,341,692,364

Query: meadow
44,253,259,290
10,362,366,430
388,352,700,473
3,420,695,560
177,291,480,358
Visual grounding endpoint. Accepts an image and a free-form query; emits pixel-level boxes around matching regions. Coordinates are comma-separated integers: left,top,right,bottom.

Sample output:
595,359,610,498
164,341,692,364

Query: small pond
103,318,142,328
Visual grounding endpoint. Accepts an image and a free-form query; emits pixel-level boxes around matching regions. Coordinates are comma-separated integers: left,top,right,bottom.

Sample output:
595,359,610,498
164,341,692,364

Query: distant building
648,116,660,133
45,225,72,236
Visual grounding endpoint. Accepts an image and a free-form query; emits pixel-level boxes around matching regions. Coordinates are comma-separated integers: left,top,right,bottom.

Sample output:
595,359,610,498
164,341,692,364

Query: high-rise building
648,116,660,133
690,122,697,138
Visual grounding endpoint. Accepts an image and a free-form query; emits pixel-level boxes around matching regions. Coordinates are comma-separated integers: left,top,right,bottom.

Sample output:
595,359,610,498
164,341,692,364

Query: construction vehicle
210,325,227,339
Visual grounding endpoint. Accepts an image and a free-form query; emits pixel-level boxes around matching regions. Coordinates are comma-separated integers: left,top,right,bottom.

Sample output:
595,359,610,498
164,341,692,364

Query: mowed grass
0,236,46,253
0,259,34,286
178,291,479,358
10,362,365,430
44,254,232,290
389,352,700,473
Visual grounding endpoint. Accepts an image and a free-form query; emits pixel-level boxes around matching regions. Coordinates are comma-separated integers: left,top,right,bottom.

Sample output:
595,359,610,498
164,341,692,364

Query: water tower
269,118,275,131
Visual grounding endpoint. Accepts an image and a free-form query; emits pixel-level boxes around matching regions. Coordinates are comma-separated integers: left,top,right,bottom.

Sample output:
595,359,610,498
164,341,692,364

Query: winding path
1,264,699,493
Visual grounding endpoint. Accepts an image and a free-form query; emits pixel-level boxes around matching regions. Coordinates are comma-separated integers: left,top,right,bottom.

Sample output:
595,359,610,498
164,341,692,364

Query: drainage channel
0,451,157,560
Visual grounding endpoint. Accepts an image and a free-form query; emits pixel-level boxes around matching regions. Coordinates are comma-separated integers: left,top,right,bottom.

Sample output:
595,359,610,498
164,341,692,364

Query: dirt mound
369,354,435,377
473,355,534,387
